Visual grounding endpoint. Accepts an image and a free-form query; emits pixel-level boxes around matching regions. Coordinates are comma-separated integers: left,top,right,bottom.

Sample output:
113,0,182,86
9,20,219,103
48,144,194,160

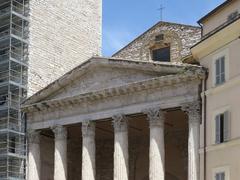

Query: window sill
203,75,240,97
199,138,240,153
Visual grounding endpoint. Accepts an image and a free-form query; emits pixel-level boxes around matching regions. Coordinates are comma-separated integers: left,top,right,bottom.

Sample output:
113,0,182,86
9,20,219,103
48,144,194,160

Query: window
215,56,225,85
215,111,230,144
216,172,225,180
152,46,170,62
155,34,164,42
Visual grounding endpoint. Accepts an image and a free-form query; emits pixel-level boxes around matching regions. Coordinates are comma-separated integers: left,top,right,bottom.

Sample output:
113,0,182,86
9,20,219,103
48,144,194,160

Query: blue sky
102,0,225,56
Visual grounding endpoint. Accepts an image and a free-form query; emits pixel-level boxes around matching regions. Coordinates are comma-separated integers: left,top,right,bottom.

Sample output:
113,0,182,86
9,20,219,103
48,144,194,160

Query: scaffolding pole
0,0,29,179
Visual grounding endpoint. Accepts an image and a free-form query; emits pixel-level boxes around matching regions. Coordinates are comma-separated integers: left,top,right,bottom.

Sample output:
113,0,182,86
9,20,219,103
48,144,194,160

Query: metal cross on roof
157,4,165,21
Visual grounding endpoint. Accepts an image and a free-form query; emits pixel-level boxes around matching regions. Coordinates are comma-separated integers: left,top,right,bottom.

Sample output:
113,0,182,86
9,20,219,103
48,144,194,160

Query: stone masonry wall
113,22,201,62
28,0,102,96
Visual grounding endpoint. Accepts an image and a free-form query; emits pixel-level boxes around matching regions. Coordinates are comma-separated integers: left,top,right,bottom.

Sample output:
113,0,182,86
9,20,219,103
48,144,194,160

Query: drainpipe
198,22,203,37
202,73,208,180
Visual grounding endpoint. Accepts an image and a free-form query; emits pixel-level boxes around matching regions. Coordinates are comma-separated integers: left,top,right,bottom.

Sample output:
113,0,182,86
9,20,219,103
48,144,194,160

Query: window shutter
215,115,221,144
216,173,220,180
216,59,220,85
224,111,230,142
222,172,225,180
216,172,225,180
221,57,225,82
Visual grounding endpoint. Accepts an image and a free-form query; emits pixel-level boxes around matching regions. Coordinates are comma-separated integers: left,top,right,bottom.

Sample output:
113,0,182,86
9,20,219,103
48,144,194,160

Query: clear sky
102,0,225,56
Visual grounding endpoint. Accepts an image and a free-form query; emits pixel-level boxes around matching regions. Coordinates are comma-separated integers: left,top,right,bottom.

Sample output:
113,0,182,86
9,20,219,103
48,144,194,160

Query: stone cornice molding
82,121,95,138
112,114,128,133
181,101,201,124
23,57,206,106
28,130,40,144
52,125,67,140
143,108,166,127
22,70,205,113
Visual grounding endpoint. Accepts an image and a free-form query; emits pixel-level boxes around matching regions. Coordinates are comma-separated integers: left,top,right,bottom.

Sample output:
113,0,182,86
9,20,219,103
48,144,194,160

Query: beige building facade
192,0,240,180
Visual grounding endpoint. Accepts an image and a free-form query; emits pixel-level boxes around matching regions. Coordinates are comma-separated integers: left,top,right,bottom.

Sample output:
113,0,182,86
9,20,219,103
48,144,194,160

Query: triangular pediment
24,57,196,105
46,66,165,100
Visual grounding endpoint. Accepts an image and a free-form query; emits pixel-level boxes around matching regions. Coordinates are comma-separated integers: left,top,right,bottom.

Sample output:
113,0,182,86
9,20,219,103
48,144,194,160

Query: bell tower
28,0,102,95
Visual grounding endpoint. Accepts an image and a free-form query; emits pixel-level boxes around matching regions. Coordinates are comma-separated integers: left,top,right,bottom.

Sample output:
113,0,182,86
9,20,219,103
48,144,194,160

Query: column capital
143,107,166,127
182,101,201,124
28,129,40,144
82,121,95,137
112,114,128,132
52,125,67,140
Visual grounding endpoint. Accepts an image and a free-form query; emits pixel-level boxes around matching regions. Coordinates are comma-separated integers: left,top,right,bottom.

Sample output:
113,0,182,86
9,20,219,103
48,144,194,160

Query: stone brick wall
113,22,201,62
28,0,102,96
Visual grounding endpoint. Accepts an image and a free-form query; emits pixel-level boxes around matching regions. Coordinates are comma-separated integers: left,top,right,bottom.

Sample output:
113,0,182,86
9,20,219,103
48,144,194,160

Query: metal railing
0,93,22,110
0,117,25,132
0,29,10,42
0,69,28,86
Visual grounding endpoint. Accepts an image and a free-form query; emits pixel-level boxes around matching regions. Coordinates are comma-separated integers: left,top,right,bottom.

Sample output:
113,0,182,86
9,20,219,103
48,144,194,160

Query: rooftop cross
157,4,165,21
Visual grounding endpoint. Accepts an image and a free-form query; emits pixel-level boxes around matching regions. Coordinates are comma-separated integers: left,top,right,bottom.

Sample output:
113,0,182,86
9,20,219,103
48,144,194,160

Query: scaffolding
0,0,29,179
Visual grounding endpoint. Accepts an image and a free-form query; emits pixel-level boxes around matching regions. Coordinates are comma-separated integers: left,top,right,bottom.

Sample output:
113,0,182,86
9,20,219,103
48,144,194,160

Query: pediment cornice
24,57,206,105
22,69,206,113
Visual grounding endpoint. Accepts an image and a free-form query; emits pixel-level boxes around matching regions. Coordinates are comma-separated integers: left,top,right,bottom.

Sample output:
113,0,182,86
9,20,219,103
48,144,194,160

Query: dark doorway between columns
95,120,114,180
165,110,188,180
128,115,149,180
67,124,82,180
40,129,54,180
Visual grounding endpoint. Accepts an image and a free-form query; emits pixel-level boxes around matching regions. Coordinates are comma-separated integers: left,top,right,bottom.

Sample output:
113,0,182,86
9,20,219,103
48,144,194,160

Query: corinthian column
182,102,201,180
82,121,96,180
144,108,165,180
28,130,41,180
52,125,67,180
113,114,129,180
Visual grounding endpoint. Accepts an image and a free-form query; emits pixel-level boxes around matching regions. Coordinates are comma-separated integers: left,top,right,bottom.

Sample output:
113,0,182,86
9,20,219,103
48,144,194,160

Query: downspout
199,21,207,180
197,21,206,180
202,73,208,180
198,22,203,38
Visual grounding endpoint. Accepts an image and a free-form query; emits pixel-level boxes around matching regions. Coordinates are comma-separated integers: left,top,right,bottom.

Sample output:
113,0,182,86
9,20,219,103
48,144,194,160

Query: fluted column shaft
113,114,129,180
53,126,67,180
28,130,41,180
145,108,165,180
182,102,200,180
82,121,96,180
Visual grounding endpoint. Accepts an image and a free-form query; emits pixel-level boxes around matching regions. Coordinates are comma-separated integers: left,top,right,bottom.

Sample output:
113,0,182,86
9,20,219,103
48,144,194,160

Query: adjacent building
191,0,240,179
0,0,102,179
